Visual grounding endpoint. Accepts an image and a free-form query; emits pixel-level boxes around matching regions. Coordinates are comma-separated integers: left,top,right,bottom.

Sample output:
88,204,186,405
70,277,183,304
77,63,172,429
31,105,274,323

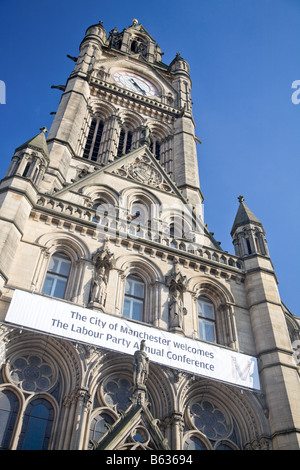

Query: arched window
83,119,104,161
197,297,216,343
129,201,149,238
89,412,115,446
103,377,133,412
169,223,176,247
184,397,241,450
22,162,32,177
42,252,71,299
245,237,252,254
184,435,207,450
123,275,145,322
117,127,133,157
0,390,19,449
92,198,114,224
150,138,161,160
17,398,54,450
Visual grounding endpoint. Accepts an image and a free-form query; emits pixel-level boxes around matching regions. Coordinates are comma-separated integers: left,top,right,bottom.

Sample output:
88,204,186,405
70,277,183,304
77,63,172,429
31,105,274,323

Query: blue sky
0,0,299,315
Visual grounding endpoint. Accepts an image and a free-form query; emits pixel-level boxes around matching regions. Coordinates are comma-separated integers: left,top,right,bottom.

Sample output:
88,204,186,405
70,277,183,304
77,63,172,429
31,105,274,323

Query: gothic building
0,19,299,451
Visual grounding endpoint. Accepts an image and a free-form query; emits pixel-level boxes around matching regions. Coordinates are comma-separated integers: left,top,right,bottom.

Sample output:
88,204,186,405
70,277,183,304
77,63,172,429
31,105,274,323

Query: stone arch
120,186,162,233
161,204,194,246
146,363,176,420
89,99,117,120
86,351,173,422
179,378,271,450
1,329,83,397
34,232,90,302
118,109,144,130
36,231,90,261
115,254,163,325
0,327,84,449
188,276,237,348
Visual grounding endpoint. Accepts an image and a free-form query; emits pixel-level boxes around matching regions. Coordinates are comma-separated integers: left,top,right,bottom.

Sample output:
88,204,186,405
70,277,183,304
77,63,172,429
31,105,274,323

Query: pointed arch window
197,297,216,343
129,200,149,238
89,412,115,446
22,162,32,177
17,398,54,450
150,138,161,160
0,390,19,449
42,252,71,299
83,119,104,161
169,223,176,247
123,275,145,322
117,127,133,157
184,435,207,450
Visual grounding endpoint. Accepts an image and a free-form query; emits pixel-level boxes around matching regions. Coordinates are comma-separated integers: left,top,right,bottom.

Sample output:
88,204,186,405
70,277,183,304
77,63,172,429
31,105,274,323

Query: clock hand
129,78,146,95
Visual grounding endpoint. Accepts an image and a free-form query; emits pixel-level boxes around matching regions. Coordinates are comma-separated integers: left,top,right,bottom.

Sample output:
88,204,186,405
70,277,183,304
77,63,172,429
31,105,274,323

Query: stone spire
231,195,263,237
231,196,269,258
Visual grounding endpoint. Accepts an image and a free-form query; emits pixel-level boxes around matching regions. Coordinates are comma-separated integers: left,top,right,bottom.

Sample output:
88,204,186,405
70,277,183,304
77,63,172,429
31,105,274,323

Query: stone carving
112,155,173,193
166,261,187,330
140,125,151,147
128,161,161,185
133,340,149,388
89,242,115,308
90,265,107,306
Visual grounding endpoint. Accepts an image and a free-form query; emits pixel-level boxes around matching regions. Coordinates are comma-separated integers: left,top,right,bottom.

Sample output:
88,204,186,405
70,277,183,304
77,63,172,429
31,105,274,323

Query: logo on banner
231,356,255,383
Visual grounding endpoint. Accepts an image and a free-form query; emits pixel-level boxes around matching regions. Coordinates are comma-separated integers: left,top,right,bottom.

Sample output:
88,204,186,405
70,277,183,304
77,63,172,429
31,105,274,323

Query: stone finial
238,195,245,203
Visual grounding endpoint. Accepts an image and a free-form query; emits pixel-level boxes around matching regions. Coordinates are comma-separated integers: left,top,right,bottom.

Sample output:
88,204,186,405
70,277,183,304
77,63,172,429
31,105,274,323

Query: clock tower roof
106,19,164,64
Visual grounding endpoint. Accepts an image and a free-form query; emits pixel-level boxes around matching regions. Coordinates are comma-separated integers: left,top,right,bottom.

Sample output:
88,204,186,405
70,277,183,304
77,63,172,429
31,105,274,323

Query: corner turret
4,127,49,187
231,195,269,258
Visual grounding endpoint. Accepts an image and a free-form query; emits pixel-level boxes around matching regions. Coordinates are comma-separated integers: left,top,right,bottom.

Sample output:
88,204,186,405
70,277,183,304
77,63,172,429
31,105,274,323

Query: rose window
189,400,231,440
8,354,56,392
103,378,133,411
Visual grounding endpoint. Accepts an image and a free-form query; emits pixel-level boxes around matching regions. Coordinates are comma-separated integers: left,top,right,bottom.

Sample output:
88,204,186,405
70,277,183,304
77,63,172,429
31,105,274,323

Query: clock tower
44,19,203,210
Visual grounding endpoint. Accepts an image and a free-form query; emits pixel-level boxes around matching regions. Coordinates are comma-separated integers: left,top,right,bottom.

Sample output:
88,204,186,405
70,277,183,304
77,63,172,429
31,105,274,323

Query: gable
93,403,170,451
55,146,183,200
40,147,221,251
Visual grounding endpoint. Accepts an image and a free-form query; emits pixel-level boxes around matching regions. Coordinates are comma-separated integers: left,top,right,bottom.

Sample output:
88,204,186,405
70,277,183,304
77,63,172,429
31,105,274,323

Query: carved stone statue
90,265,107,305
166,261,187,330
169,287,187,329
133,340,149,387
89,242,115,307
140,125,151,147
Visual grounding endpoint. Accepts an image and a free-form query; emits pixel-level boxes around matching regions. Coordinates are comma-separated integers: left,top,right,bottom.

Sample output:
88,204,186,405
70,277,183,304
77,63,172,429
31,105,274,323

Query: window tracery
183,398,241,450
83,118,104,162
8,354,57,393
89,411,115,446
101,377,133,412
117,126,133,157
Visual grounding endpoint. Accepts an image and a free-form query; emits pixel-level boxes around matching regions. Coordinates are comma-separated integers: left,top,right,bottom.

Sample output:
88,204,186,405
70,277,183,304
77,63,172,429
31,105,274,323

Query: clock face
112,71,158,97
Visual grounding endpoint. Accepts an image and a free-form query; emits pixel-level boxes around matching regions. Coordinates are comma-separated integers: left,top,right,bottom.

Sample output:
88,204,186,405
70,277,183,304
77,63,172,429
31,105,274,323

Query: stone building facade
0,19,299,450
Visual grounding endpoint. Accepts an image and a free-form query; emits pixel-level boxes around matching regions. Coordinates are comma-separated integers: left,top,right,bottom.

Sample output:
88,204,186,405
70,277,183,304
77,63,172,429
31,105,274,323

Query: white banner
5,290,260,390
